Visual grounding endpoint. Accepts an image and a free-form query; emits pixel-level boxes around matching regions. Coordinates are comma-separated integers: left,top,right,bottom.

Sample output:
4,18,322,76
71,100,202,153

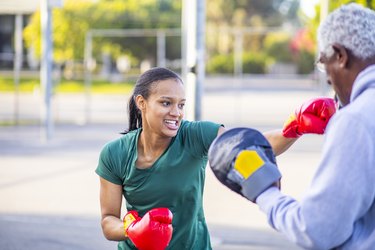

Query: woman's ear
332,43,349,68
135,95,145,111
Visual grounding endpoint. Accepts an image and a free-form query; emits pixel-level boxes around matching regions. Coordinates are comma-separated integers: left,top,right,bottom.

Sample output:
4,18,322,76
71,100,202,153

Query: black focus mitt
208,127,281,202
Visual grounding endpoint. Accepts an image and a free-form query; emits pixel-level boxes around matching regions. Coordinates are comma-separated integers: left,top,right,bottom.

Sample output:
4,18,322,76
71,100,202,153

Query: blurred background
1,0,374,249
2,0,374,126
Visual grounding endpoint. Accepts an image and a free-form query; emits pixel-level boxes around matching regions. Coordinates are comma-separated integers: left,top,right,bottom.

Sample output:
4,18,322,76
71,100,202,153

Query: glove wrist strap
123,211,137,237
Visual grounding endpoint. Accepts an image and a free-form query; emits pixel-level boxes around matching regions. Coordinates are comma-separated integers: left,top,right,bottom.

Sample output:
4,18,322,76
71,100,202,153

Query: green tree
330,0,375,10
264,32,293,63
23,0,182,64
206,0,301,54
205,0,302,74
305,0,375,53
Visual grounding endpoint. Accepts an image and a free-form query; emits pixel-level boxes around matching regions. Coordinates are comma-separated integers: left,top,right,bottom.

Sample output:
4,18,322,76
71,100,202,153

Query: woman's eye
178,103,185,109
162,101,171,106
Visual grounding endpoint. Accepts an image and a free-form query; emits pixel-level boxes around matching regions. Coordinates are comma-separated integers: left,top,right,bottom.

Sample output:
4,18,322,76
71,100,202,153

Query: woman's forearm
101,215,127,241
263,129,297,156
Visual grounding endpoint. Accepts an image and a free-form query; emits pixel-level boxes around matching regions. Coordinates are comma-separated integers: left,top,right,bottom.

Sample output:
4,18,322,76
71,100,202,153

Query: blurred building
0,0,39,69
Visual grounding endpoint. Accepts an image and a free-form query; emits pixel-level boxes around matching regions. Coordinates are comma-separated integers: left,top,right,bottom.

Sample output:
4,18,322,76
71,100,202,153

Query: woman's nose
170,105,181,116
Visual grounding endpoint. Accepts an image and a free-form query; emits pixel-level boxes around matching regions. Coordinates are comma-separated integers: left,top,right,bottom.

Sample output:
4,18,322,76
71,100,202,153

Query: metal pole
181,0,197,121
195,0,205,120
181,7,187,82
84,31,93,124
319,0,330,94
234,29,243,76
157,30,166,68
40,0,54,141
13,14,23,125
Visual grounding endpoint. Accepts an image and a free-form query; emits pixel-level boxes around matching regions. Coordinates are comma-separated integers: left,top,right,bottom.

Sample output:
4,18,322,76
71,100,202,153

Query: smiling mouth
165,119,179,128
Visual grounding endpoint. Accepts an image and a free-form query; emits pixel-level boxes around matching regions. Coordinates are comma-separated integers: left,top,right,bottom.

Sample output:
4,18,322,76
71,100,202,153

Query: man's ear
135,95,145,110
332,43,349,68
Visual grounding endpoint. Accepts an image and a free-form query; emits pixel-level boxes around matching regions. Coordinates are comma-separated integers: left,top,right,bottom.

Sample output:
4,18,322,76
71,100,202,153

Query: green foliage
0,76,134,94
206,54,234,74
206,51,269,74
296,0,375,75
264,32,294,63
242,52,268,74
23,11,41,58
25,0,373,76
206,0,297,27
330,0,375,10
205,0,300,57
306,0,375,53
0,77,40,92
295,49,315,74
23,0,182,64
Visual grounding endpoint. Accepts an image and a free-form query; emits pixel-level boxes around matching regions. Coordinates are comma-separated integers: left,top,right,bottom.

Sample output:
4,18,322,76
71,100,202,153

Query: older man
209,3,375,249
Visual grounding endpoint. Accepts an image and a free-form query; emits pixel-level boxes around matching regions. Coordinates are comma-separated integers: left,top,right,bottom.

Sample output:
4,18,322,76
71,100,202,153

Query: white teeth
165,120,176,125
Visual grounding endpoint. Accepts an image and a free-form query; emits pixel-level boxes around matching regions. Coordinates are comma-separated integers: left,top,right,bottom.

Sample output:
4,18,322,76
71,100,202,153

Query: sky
300,0,320,18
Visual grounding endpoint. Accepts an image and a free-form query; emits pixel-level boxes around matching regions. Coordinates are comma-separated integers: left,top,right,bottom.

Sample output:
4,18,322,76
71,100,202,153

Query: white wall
0,0,39,14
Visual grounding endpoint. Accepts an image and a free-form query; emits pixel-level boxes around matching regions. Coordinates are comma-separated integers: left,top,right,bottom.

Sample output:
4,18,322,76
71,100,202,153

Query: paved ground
0,77,331,249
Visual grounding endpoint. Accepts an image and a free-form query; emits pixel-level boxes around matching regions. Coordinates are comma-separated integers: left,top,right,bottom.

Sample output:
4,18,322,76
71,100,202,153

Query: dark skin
323,43,375,106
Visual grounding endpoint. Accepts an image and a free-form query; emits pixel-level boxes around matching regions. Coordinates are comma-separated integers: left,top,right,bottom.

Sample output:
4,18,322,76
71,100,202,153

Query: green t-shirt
96,120,221,250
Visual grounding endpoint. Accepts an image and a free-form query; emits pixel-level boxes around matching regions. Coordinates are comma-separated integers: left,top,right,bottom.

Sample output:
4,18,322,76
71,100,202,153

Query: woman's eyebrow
159,96,186,102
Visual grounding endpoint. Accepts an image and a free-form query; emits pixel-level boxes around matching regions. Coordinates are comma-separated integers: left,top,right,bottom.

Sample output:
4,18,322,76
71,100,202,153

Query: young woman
96,67,335,249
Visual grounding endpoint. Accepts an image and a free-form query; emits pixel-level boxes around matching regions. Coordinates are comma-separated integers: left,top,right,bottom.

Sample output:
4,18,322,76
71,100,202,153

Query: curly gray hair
318,3,375,60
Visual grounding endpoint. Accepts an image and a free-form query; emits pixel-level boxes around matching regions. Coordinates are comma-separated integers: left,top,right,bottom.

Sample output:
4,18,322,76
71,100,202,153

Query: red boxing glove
283,97,336,138
123,208,173,250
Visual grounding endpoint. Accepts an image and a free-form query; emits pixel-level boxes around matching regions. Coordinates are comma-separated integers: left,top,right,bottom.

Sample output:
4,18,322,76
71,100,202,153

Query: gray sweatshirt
256,65,375,250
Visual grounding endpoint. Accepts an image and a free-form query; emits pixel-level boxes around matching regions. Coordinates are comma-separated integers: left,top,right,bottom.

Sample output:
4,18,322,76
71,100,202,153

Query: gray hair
318,3,375,59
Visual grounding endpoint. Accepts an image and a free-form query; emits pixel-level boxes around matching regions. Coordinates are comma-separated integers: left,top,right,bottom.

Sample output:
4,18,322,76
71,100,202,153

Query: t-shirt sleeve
95,142,123,185
184,120,222,158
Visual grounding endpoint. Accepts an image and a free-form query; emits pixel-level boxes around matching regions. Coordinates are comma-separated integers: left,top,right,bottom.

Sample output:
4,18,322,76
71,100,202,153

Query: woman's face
139,78,186,138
